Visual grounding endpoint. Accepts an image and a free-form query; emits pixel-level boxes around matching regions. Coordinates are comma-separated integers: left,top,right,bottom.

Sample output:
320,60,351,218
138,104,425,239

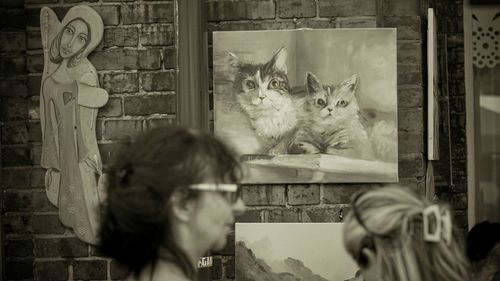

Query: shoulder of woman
69,59,98,86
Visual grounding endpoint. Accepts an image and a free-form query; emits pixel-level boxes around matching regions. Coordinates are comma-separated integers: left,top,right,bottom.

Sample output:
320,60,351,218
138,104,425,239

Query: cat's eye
337,100,349,107
245,80,256,90
317,99,326,107
269,79,281,89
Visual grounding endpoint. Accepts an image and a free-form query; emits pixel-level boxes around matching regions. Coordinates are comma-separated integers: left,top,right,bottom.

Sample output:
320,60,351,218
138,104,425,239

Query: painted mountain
236,241,331,281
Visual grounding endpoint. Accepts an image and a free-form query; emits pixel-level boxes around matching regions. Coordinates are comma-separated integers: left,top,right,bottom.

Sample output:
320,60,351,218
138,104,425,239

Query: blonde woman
343,186,471,281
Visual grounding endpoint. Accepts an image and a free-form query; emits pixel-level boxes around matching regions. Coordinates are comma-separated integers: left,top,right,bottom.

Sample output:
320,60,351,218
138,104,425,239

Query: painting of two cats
213,29,398,183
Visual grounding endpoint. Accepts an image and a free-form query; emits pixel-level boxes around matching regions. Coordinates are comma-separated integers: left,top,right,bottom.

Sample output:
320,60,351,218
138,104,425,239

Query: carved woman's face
60,19,88,59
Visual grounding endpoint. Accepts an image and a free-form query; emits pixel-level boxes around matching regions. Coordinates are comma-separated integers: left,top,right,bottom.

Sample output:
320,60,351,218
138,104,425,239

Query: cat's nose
327,108,333,112
259,96,265,100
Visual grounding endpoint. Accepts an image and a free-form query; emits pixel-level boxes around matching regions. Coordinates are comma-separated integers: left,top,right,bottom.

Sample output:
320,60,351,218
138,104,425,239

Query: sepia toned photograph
235,223,360,281
213,29,398,183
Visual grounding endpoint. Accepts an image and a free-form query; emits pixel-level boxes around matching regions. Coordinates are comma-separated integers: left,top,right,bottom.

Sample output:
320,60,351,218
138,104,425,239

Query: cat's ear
340,74,359,93
306,72,322,94
228,52,240,67
270,47,287,74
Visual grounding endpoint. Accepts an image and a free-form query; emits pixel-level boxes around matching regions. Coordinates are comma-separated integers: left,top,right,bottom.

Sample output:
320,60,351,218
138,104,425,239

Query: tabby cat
289,72,376,160
229,47,298,155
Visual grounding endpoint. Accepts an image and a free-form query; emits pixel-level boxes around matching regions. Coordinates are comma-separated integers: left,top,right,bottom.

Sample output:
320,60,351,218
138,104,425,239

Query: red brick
399,153,424,178
0,7,25,29
398,178,425,194
398,86,423,108
294,18,336,29
0,77,28,97
29,167,46,189
397,42,421,65
93,5,120,26
6,239,34,258
439,192,467,210
302,206,342,222
1,97,28,121
34,261,69,281
28,96,40,120
287,184,320,205
98,97,122,117
211,257,222,279
163,48,176,69
2,122,28,144
319,0,376,17
25,0,57,4
104,27,139,47
98,142,126,165
398,108,423,133
235,209,262,222
73,260,107,280
2,0,24,7
28,121,42,143
3,214,32,234
144,117,176,130
26,53,44,73
240,185,286,206
102,119,143,140
89,49,161,70
140,71,175,91
322,184,370,204
336,16,377,28
398,65,422,86
102,72,139,94
34,238,88,258
383,0,422,16
278,0,316,18
110,260,130,280
26,30,41,50
4,191,32,212
399,131,423,154
5,260,34,280
32,214,65,234
225,257,235,279
0,55,25,75
383,16,421,40
2,168,31,189
207,0,275,21
265,208,300,222
31,190,57,212
0,31,26,52
2,146,31,167
124,94,176,115
122,3,174,24
65,0,98,4
140,24,174,46
27,75,42,97
31,143,42,165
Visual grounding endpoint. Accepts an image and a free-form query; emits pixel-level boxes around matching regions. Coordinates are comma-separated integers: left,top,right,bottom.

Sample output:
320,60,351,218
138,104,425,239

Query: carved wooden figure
40,5,108,244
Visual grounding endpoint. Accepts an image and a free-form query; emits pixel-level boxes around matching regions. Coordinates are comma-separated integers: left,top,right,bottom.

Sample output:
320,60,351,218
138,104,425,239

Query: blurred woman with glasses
98,125,246,281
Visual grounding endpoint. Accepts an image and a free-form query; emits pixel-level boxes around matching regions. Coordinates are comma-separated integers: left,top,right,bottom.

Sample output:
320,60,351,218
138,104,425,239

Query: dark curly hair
98,125,242,280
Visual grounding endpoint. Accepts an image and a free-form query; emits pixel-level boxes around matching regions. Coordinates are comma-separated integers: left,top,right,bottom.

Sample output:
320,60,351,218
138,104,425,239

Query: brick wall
0,0,467,280
206,0,430,279
2,0,177,279
432,0,468,229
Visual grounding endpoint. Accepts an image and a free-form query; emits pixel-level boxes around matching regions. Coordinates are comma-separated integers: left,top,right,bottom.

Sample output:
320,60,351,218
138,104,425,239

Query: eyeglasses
189,183,241,204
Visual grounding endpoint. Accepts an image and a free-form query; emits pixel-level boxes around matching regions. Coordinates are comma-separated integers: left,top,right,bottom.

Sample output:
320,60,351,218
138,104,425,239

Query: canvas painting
235,223,361,281
213,29,398,183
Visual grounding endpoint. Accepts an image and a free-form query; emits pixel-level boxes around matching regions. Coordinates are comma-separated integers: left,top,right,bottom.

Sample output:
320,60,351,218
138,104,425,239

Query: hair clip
423,204,452,245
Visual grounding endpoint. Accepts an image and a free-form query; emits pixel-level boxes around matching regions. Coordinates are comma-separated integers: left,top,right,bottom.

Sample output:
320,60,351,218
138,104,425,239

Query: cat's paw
329,129,349,148
289,142,320,154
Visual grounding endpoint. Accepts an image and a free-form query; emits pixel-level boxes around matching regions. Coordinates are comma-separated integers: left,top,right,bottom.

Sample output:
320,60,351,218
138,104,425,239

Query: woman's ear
170,191,197,222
